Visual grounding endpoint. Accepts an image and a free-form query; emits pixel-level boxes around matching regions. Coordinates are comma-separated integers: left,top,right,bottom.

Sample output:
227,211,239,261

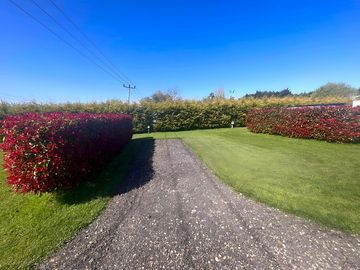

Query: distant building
352,96,360,108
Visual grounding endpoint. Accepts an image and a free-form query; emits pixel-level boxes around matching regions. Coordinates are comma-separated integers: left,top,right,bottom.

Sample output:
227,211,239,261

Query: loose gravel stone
38,139,360,270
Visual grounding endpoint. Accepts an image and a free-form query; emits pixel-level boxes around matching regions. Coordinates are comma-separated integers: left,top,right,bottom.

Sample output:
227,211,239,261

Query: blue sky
0,0,359,103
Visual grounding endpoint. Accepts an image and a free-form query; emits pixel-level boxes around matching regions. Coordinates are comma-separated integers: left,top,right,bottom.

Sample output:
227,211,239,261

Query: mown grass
0,138,144,270
135,128,360,234
1,129,358,269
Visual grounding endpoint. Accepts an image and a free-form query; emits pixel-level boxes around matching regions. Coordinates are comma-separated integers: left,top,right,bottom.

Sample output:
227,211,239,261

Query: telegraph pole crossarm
123,84,136,104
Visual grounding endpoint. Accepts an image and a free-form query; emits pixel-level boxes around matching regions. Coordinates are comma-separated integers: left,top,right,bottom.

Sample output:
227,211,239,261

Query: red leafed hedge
0,112,132,193
246,105,360,143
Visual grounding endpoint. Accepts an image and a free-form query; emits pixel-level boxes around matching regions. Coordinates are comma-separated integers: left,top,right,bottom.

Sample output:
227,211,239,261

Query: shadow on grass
56,137,155,205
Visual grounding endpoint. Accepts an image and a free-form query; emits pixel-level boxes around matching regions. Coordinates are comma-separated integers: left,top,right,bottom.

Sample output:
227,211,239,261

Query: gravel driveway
39,139,360,270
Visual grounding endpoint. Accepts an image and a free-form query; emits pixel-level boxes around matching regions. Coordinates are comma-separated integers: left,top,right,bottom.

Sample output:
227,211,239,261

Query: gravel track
39,139,360,270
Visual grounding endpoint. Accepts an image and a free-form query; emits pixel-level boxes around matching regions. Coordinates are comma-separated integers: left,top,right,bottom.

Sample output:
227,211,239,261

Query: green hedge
139,101,248,132
0,97,350,133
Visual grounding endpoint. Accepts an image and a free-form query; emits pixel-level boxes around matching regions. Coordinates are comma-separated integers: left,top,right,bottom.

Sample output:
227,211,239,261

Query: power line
48,0,134,85
29,0,130,84
7,0,126,84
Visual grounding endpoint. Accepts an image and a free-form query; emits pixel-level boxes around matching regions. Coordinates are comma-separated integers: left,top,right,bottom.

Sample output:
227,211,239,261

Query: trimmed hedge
0,112,132,192
0,96,350,133
136,101,247,132
246,106,360,143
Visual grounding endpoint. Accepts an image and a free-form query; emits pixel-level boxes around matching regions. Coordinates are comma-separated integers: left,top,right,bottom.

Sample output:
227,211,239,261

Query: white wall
353,100,360,107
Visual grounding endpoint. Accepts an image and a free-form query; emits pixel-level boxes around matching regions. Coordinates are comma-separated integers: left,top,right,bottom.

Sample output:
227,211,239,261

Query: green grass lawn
0,138,145,270
135,128,360,234
1,129,359,268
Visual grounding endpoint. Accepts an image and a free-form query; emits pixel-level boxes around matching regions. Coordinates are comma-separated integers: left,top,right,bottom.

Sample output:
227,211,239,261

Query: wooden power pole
123,84,136,104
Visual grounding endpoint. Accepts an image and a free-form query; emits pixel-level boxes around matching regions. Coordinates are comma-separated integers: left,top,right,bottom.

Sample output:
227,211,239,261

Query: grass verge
135,128,360,234
0,138,144,269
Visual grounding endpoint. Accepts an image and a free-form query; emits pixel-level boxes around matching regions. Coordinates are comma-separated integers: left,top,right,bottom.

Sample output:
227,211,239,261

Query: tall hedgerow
0,112,132,193
246,106,360,143
0,96,350,133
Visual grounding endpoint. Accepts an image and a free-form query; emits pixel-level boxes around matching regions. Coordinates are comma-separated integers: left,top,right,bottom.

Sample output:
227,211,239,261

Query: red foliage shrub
246,105,360,143
0,112,132,193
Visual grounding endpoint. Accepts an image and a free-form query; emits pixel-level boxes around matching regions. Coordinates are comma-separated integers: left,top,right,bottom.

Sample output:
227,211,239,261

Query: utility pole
123,84,136,104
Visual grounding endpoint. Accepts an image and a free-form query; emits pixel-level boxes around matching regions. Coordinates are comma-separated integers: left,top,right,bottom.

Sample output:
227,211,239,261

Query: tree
278,88,292,97
203,89,225,101
167,88,180,100
311,83,358,97
207,92,215,100
214,88,225,99
243,88,293,98
140,90,180,103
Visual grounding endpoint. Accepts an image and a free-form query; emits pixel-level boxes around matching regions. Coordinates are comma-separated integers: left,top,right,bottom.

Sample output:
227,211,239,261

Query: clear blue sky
0,0,359,103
